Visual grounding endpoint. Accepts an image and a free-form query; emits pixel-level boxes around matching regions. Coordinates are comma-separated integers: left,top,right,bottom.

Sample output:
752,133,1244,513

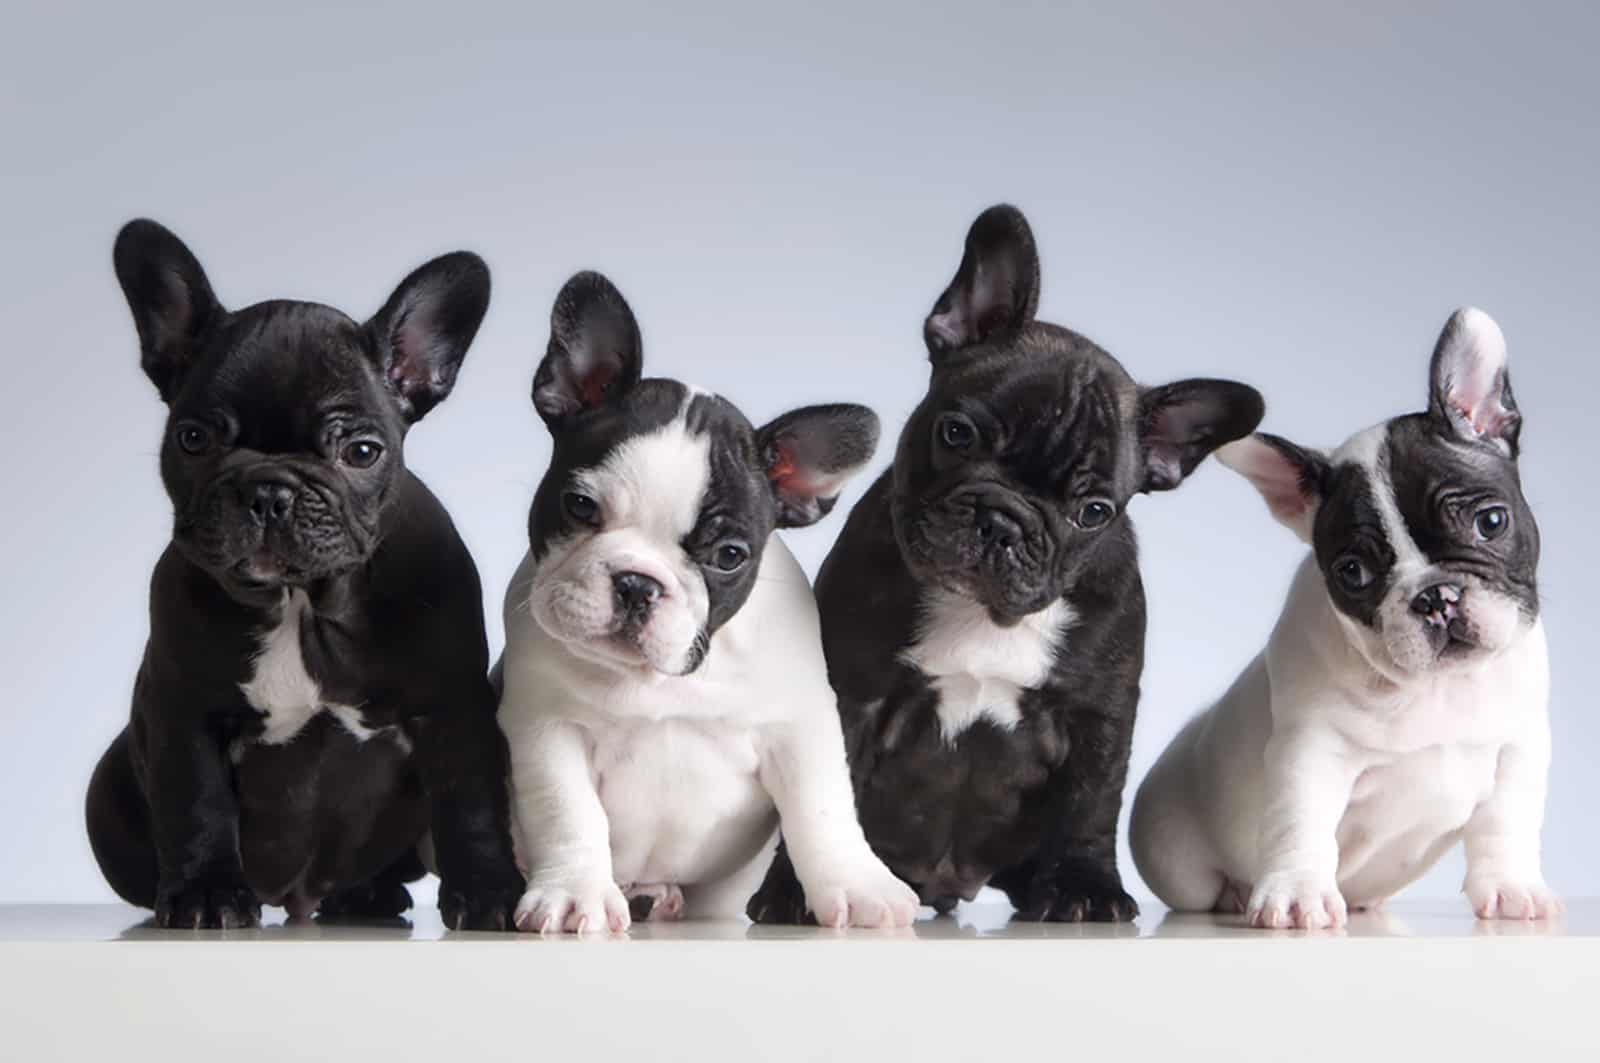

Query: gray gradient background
2,1,1595,907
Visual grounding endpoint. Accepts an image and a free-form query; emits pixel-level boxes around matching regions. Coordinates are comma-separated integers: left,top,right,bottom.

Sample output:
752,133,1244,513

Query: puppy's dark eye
1332,555,1375,592
1076,499,1115,530
563,492,600,526
341,440,384,469
937,414,976,451
711,542,750,573
175,422,213,456
1474,506,1510,541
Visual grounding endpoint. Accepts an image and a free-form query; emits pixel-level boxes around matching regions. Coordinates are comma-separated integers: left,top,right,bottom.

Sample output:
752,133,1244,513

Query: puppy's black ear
533,272,644,426
924,204,1041,363
366,251,490,423
113,219,224,403
1428,307,1521,457
1138,379,1265,493
756,404,880,528
1217,433,1329,544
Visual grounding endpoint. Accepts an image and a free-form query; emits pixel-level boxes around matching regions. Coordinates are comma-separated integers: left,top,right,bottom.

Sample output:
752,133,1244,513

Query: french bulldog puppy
746,205,1264,923
1130,308,1557,928
497,272,918,933
85,221,523,929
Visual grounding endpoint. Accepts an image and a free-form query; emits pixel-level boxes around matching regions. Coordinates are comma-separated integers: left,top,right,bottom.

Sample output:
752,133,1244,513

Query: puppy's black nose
1410,583,1463,625
975,506,1023,550
613,571,664,615
245,481,296,527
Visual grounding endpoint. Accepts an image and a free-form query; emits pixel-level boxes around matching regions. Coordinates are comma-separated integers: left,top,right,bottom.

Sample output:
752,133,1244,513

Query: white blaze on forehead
577,412,712,543
1331,423,1428,590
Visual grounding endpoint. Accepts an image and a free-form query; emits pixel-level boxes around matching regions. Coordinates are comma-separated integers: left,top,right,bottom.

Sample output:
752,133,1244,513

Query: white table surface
2,902,1595,1061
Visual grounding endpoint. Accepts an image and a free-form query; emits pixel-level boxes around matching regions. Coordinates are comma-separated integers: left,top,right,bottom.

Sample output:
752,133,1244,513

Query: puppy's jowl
747,206,1264,923
498,272,918,932
1131,309,1557,928
85,222,523,929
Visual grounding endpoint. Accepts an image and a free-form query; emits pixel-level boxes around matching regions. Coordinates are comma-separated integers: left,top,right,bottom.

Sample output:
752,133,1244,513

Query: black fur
748,205,1262,923
85,220,522,930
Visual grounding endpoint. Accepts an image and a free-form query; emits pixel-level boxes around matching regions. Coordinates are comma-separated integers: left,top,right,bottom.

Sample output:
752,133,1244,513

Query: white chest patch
239,590,375,745
900,591,1074,741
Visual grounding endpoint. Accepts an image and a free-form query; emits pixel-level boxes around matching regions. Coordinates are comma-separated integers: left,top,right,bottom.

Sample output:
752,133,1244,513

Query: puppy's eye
1474,506,1510,541
711,542,750,573
1332,555,1375,592
340,440,384,469
563,492,600,526
937,414,977,451
175,422,213,456
1076,499,1116,530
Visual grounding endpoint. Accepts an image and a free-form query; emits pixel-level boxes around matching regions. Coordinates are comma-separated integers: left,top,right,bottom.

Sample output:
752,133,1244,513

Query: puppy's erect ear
533,272,644,426
1428,307,1521,456
113,219,224,403
756,404,880,528
924,204,1041,363
1217,433,1329,543
1138,379,1265,493
366,251,490,423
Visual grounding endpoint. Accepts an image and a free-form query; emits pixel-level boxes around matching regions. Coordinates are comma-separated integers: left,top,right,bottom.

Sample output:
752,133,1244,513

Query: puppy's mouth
229,550,309,589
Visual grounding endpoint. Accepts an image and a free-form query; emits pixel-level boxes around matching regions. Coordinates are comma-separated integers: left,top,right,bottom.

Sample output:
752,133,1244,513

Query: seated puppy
498,272,918,932
747,205,1264,923
1131,308,1557,928
85,221,523,930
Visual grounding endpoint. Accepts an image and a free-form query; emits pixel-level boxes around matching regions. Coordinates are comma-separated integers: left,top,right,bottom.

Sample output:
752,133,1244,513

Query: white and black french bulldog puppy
1131,308,1557,929
746,205,1265,923
86,221,524,929
497,272,919,933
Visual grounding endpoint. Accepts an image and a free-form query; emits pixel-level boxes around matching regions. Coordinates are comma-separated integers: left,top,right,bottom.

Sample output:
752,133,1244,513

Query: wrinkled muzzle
900,486,1056,617
174,464,376,586
1363,574,1529,677
527,534,709,676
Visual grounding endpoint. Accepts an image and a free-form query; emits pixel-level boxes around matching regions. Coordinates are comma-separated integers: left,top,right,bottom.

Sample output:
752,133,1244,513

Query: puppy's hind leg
85,729,158,909
1129,761,1228,913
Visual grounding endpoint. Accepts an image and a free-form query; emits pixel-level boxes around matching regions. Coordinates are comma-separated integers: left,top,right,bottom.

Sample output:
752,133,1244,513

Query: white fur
499,414,917,933
901,590,1073,741
1132,541,1555,928
239,590,385,746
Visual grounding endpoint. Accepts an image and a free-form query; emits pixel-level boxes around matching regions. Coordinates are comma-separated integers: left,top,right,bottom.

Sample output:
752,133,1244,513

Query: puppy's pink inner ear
578,364,617,408
767,442,806,495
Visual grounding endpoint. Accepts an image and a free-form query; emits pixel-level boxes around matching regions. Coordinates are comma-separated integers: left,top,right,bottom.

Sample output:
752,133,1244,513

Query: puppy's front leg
758,717,919,928
139,709,260,929
1248,726,1360,929
1013,703,1139,922
1463,740,1560,920
410,677,524,932
505,717,630,934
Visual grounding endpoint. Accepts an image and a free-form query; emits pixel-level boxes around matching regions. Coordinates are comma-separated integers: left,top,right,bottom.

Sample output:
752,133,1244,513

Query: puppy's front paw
805,863,920,929
439,876,522,932
1016,868,1140,923
1247,870,1347,929
1465,874,1563,920
514,876,631,934
154,872,261,930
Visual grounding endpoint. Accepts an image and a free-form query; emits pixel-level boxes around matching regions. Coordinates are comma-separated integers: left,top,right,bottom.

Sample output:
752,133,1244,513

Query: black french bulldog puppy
85,221,523,929
749,205,1263,922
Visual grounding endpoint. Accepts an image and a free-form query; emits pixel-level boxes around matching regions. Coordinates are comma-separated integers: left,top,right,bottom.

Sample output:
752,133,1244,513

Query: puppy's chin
899,533,1055,620
175,536,363,599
